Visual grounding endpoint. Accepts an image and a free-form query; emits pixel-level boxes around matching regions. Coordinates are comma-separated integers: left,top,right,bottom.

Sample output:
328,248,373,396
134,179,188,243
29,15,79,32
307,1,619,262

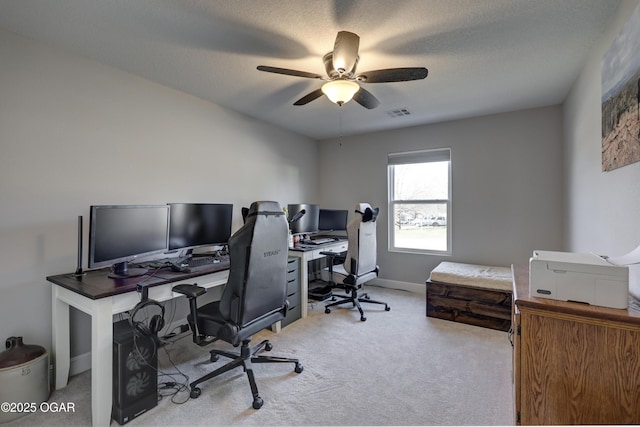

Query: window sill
388,247,452,256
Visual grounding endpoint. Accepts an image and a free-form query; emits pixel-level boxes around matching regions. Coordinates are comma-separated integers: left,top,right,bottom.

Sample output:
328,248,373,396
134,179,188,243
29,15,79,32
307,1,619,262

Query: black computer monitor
88,205,170,279
288,203,319,235
168,203,233,253
318,209,348,231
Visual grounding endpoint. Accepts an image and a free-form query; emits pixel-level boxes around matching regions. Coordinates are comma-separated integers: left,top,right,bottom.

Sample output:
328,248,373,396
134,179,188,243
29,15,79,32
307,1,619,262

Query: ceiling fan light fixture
321,80,360,106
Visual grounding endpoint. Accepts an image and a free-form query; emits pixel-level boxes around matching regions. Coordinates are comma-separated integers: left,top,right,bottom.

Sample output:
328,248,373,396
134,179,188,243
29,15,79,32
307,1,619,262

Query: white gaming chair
323,203,390,321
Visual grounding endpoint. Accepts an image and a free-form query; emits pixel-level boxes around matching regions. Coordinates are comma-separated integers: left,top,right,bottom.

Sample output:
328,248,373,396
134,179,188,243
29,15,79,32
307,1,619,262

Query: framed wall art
601,3,640,172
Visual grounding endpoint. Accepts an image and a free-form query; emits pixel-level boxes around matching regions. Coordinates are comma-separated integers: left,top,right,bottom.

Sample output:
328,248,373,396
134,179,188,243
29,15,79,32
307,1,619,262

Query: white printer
529,250,629,309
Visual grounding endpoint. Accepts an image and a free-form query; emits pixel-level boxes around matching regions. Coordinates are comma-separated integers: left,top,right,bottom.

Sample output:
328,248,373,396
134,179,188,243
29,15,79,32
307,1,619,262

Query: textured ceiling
0,0,620,140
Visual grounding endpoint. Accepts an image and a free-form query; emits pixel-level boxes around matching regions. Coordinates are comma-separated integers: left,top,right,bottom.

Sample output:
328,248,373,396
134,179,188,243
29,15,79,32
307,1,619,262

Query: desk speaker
112,320,158,425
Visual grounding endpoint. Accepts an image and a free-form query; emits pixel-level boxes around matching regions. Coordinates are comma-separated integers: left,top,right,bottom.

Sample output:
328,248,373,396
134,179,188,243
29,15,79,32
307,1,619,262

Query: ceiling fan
257,31,428,109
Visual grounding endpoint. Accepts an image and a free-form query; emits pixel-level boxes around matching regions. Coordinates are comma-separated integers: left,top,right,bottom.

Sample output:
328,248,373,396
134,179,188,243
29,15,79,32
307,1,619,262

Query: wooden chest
426,262,513,331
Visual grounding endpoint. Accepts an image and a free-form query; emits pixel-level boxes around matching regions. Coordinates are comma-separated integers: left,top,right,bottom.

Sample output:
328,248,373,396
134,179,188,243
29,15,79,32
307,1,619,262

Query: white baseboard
70,352,91,376
371,278,426,294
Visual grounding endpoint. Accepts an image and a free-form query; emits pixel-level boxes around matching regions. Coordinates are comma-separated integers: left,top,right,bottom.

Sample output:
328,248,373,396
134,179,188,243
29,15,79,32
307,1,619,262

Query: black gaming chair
172,201,303,409
323,203,390,321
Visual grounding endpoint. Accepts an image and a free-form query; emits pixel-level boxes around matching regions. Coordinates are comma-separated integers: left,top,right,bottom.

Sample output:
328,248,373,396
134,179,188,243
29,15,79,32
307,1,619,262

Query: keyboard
143,255,230,274
309,238,335,245
186,256,222,267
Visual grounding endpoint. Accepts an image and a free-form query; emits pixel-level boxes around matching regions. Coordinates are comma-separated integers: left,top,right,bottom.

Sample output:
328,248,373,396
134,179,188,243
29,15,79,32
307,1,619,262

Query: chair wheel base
253,396,264,409
385,306,391,311
295,363,304,373
190,387,201,399
360,316,366,321
325,308,331,314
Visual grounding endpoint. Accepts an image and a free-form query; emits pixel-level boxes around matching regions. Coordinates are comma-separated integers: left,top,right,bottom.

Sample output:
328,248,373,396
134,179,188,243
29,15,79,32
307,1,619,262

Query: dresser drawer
282,257,301,327
282,303,301,327
287,276,299,295
287,268,298,282
287,289,301,307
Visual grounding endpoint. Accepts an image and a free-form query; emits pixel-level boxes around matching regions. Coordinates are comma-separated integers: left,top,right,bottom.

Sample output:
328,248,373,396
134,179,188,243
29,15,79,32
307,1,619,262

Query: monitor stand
109,261,148,279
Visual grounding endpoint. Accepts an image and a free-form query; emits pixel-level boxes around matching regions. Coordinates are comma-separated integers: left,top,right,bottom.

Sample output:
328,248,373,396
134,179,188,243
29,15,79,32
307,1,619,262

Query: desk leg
92,299,113,427
51,287,70,389
299,256,309,318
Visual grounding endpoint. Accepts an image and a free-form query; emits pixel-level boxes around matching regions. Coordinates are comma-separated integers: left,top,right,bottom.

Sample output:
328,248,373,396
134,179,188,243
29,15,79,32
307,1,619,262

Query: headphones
128,298,165,339
356,207,379,223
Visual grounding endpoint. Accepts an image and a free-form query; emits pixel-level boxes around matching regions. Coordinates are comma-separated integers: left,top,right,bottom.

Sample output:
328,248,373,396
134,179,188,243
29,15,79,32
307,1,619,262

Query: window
387,148,451,254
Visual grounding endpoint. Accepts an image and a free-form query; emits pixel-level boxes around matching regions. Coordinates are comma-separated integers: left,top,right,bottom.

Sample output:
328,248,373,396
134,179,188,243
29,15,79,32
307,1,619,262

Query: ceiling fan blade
352,87,380,109
357,67,428,83
332,31,360,74
293,88,325,106
257,65,324,80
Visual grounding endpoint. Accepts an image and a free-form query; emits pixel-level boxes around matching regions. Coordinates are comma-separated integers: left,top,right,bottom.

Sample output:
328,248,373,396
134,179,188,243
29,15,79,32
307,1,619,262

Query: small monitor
88,205,170,278
319,209,348,231
168,203,233,253
288,203,319,235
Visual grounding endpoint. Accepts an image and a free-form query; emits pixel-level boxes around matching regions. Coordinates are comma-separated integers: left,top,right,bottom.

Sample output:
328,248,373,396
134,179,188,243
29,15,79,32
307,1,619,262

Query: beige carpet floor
9,286,514,426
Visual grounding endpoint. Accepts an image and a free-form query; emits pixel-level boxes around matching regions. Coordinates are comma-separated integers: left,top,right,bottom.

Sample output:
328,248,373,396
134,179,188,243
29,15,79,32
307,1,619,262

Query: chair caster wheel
325,308,331,314
253,397,263,409
190,387,201,399
385,306,391,311
360,316,367,321
265,342,273,351
210,353,219,362
295,363,304,373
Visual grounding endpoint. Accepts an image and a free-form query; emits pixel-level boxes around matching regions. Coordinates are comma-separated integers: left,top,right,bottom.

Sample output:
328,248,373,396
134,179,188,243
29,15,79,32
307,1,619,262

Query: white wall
0,29,317,356
564,0,640,257
317,106,565,285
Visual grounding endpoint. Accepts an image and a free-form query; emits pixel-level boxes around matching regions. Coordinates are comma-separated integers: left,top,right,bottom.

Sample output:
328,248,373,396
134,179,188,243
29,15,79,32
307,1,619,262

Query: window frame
387,148,452,256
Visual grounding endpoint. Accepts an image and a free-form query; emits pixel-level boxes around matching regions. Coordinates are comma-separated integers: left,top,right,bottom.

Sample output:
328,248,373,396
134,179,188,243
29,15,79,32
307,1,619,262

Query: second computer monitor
318,209,348,232
288,203,319,235
168,203,233,251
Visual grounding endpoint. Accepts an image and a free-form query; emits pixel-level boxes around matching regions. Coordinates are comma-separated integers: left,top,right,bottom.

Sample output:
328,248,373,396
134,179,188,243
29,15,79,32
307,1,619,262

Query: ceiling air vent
386,108,411,118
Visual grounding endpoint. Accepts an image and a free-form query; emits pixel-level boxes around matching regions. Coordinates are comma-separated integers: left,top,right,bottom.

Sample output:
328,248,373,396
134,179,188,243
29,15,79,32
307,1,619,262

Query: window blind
387,148,450,165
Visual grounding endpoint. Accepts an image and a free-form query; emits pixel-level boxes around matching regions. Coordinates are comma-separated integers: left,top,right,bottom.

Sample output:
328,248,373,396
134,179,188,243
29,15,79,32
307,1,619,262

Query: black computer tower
112,320,158,425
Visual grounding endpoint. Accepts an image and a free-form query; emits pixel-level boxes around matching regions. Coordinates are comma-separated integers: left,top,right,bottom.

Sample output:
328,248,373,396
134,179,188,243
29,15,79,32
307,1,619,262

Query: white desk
48,268,229,426
288,239,347,318
46,240,346,427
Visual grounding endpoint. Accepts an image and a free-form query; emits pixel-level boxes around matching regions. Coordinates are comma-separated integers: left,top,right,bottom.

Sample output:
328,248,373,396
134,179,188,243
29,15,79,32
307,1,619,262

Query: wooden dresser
512,265,640,425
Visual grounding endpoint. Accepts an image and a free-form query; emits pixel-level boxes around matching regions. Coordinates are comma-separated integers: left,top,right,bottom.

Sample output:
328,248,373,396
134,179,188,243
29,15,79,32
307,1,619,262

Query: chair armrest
319,250,346,264
172,284,209,345
283,299,290,317
320,251,347,287
172,284,207,299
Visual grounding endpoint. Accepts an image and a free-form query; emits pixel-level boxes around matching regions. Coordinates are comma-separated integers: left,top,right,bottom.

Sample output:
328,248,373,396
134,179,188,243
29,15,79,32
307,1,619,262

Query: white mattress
429,261,512,292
